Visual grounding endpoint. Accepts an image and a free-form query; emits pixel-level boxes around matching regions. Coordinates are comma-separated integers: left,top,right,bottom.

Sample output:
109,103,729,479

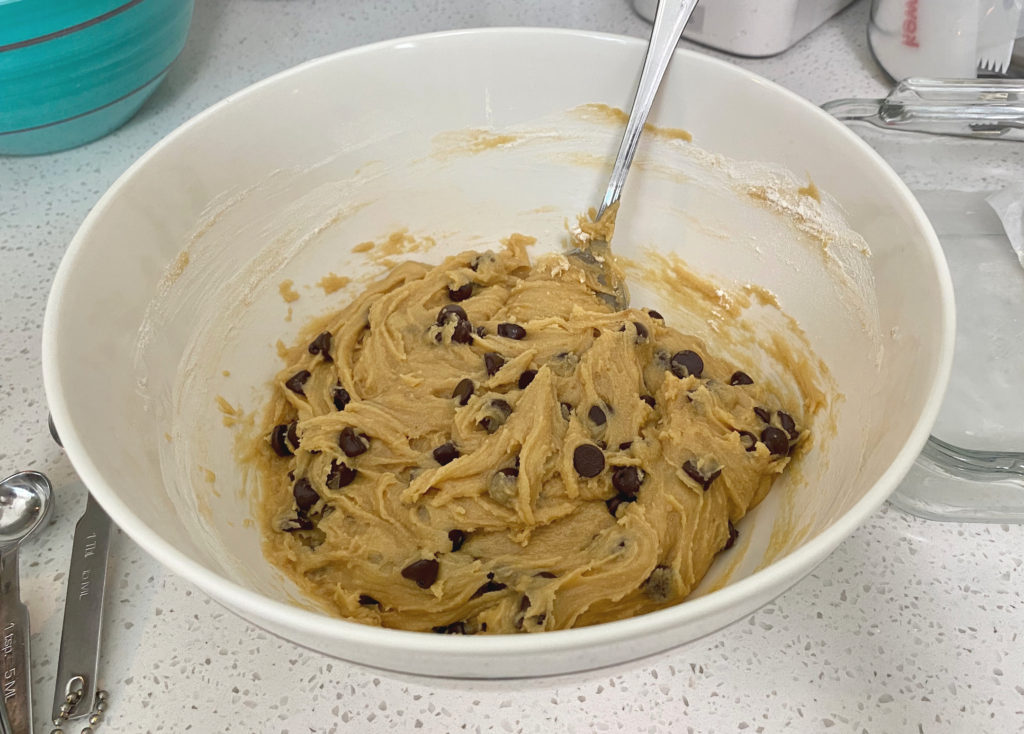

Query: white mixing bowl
43,29,954,677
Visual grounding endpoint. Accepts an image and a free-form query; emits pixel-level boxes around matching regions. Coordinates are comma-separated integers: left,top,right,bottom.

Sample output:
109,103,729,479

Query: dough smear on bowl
253,236,808,634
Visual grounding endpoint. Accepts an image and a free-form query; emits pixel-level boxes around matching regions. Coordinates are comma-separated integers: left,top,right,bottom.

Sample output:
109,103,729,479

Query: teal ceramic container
0,0,194,155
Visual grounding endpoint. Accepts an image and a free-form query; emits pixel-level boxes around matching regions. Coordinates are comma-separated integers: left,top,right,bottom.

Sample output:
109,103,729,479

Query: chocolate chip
285,370,311,395
753,407,771,423
497,322,526,340
358,594,380,606
573,443,605,478
332,384,351,411
488,467,519,504
455,318,477,344
483,352,505,376
448,283,473,302
326,460,357,489
723,520,738,550
471,579,508,598
518,370,537,389
737,430,758,452
778,411,799,439
338,426,368,457
618,441,633,451
492,399,512,417
479,399,513,434
644,565,674,600
476,325,487,337
682,460,721,490
633,321,648,341
293,478,319,513
729,371,754,386
588,405,607,426
612,466,643,496
669,350,703,379
606,492,640,515
682,460,703,487
270,422,296,457
647,309,664,321
401,559,439,588
448,529,467,552
452,378,474,405
308,331,333,361
433,622,467,635
641,395,656,408
592,327,601,338
436,304,468,325
433,441,460,465
761,427,789,456
281,515,314,532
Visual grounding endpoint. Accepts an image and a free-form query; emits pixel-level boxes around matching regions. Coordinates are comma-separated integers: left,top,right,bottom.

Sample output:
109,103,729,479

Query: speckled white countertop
2,1,1023,732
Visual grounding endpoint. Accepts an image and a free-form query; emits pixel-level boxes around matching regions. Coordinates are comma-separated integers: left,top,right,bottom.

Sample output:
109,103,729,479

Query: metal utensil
568,0,700,310
50,490,111,731
0,470,55,734
823,78,1024,142
46,417,112,731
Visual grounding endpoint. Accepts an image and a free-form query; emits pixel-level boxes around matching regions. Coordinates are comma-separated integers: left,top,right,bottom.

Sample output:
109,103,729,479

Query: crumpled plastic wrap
987,185,1024,269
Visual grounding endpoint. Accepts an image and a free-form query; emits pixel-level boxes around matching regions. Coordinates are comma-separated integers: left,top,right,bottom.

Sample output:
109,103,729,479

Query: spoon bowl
0,470,53,547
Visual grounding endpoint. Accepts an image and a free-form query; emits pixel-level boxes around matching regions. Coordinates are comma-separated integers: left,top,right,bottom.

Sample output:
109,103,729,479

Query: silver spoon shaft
51,491,111,724
0,547,32,734
598,0,699,220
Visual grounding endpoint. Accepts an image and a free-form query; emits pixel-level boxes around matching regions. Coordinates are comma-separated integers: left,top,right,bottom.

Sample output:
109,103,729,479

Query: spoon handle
51,492,111,724
597,0,699,219
0,547,32,734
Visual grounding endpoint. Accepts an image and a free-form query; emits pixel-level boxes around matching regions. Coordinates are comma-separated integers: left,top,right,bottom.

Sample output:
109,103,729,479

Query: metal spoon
568,0,700,310
46,415,112,732
0,470,55,734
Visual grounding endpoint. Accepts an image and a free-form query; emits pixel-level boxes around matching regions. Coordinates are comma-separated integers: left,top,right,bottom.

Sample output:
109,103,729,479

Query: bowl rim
42,26,955,658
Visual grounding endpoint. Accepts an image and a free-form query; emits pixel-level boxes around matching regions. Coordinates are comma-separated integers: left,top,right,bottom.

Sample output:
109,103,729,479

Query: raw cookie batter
254,237,806,634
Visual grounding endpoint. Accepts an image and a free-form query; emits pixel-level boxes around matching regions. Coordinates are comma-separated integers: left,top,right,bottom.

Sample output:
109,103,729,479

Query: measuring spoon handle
51,492,111,724
0,547,32,734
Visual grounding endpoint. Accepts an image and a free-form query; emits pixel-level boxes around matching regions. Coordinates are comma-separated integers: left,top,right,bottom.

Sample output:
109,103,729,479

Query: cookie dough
254,237,806,633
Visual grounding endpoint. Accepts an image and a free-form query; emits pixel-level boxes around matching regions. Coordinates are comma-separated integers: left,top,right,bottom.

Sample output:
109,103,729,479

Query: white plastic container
632,0,857,57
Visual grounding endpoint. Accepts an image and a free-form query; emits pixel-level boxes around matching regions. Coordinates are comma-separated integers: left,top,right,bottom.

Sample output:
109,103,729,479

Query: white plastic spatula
977,0,1022,75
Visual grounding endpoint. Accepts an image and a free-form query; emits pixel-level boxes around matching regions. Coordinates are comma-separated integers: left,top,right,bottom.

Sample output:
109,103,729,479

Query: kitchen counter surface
2,1,1022,731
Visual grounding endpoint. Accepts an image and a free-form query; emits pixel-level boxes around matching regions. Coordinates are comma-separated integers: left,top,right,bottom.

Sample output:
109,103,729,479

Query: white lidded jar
631,0,857,57
868,0,982,79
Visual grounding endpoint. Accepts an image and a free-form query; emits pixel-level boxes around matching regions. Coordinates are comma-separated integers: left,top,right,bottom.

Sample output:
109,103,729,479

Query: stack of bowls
0,0,193,155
